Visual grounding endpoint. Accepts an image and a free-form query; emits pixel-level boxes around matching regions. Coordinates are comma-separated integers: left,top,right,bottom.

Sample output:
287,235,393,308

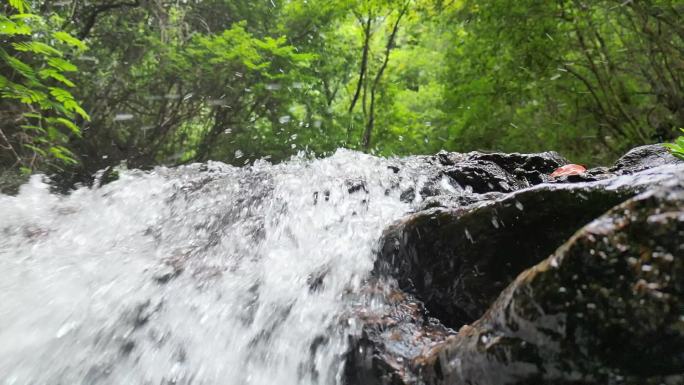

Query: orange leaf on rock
550,164,587,178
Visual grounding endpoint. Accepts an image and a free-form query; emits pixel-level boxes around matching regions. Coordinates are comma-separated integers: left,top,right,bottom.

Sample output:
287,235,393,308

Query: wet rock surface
344,283,455,385
612,144,682,174
420,182,684,385
387,150,568,206
376,184,638,330
347,146,684,385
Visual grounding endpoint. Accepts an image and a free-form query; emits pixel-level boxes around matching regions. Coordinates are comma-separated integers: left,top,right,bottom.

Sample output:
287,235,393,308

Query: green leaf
47,57,78,72
39,68,75,87
0,18,32,35
47,125,67,141
48,86,75,102
56,118,81,135
3,84,48,103
0,49,37,80
9,13,43,22
49,146,78,164
48,87,90,120
53,31,87,51
8,0,29,13
47,117,81,136
13,41,63,57
23,144,47,156
663,130,684,160
20,124,47,133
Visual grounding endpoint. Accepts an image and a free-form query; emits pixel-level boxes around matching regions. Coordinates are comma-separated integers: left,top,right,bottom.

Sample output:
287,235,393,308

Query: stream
0,150,451,385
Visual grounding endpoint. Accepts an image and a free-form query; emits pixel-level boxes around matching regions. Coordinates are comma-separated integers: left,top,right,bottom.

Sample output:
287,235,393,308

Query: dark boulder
375,165,682,330
348,146,684,385
416,180,684,385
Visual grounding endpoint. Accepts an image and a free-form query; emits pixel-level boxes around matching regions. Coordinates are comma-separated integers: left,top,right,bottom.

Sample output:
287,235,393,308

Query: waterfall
0,150,441,385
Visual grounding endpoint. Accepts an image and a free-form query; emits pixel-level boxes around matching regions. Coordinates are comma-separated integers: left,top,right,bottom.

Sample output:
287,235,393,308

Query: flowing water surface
0,150,452,385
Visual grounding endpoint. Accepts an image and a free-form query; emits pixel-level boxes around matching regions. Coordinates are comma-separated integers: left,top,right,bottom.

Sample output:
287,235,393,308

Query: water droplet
56,321,78,338
464,229,474,243
491,217,499,229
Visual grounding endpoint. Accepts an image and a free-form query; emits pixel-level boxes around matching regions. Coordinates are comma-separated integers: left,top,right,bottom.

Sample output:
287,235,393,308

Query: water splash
0,150,446,385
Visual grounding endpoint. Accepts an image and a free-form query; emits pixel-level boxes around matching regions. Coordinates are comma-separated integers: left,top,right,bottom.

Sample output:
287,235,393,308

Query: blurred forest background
1,0,682,185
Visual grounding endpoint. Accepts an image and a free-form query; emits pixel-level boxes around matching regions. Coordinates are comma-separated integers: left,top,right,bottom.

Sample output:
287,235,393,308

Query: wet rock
612,144,681,174
376,165,682,330
465,151,569,180
345,283,455,385
399,188,416,203
443,160,525,193
418,192,505,211
441,151,569,194
435,151,468,166
415,180,684,385
353,147,684,385
347,179,369,194
389,151,570,208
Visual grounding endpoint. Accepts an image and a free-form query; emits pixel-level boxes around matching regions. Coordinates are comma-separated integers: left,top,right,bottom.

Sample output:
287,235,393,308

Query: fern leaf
53,31,87,51
39,69,75,87
54,117,81,136
47,57,77,72
8,0,29,13
13,41,62,57
24,144,47,157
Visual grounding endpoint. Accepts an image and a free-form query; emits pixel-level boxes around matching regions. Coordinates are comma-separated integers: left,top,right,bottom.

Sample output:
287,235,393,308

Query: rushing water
0,150,450,385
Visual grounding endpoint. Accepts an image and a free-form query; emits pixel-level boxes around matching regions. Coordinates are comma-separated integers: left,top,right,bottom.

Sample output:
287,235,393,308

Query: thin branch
362,1,410,150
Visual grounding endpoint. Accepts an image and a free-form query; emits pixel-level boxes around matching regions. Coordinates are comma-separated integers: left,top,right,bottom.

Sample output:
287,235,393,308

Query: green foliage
440,0,683,164
0,0,88,172
663,129,684,160
2,0,682,179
